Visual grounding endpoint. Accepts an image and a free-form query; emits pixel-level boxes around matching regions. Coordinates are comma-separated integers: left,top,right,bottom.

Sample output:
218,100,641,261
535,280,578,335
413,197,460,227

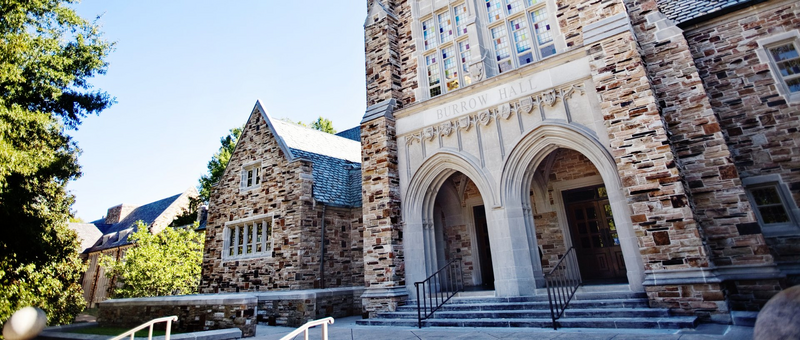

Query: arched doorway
501,124,645,292
432,173,495,290
528,149,627,285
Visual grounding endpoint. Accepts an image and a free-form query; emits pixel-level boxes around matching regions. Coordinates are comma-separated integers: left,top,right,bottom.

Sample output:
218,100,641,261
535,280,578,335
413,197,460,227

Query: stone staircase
357,287,698,330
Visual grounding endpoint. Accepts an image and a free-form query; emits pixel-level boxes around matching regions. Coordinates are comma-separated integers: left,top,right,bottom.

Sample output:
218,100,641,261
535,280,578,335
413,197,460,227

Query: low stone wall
256,287,364,327
98,294,257,337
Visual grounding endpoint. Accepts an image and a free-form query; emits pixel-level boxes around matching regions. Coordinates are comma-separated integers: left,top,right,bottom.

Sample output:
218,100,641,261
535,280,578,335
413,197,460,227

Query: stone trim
362,98,396,124
360,286,409,299
583,12,635,46
99,293,257,306
643,264,783,286
400,82,586,144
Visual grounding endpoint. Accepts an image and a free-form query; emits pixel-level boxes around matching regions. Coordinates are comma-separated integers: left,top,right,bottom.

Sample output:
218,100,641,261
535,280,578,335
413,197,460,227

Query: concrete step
374,307,671,320
396,298,650,312
357,316,698,329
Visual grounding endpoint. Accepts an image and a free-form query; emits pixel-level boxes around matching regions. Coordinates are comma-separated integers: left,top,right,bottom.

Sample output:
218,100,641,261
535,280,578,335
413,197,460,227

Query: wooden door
564,186,627,283
473,205,495,289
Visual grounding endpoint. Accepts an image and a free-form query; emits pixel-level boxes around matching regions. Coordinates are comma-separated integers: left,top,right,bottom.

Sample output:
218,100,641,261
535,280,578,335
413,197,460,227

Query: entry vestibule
402,125,646,299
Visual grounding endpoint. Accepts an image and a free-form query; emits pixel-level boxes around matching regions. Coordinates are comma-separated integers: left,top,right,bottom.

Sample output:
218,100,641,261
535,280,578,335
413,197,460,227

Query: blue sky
68,1,368,220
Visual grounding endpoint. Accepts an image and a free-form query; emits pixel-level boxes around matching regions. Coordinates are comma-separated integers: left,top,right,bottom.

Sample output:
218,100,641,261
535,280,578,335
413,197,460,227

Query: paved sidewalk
253,316,754,340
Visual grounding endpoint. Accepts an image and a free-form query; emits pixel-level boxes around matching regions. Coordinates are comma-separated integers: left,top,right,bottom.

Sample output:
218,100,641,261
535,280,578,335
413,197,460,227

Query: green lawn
70,326,182,337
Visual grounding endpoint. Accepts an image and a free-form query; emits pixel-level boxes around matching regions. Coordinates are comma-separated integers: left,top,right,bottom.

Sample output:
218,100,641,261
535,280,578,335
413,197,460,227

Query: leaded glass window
749,185,791,225
421,3,473,99
768,42,800,93
438,12,454,44
225,217,272,259
483,0,558,74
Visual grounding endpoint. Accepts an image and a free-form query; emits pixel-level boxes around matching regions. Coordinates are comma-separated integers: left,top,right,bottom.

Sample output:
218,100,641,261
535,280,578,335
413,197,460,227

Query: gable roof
657,0,764,26
251,101,362,208
84,188,196,253
68,223,103,254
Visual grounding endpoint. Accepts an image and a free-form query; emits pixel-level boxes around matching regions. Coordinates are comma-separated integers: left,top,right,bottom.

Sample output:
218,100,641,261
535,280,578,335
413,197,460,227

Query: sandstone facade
358,0,800,323
199,103,364,299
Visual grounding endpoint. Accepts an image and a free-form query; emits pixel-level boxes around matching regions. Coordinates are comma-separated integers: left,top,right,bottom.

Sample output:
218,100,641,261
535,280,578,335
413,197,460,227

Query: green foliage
198,127,242,203
0,253,87,327
0,0,114,327
311,117,336,134
99,221,204,298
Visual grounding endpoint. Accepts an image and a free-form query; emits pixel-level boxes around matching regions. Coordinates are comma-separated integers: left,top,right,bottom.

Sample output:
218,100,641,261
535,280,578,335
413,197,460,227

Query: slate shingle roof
68,223,103,253
335,127,361,142
84,191,191,253
263,114,362,208
657,0,763,26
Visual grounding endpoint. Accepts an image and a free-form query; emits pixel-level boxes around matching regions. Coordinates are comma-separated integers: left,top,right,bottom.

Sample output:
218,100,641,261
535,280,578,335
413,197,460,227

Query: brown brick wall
200,109,362,293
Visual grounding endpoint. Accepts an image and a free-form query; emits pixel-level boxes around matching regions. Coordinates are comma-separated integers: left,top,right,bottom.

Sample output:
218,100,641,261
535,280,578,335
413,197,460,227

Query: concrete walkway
253,316,754,340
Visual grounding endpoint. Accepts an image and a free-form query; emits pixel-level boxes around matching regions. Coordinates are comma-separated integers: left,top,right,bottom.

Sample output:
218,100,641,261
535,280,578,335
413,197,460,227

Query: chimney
105,204,137,224
197,205,208,224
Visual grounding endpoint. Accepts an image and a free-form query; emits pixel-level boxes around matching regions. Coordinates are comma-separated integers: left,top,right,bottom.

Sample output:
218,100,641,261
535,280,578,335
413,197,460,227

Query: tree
311,117,336,134
0,0,113,326
99,221,204,298
197,127,242,203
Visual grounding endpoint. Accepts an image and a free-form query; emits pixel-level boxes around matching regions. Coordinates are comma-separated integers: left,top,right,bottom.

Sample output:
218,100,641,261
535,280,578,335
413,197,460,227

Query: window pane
246,224,253,254
228,227,235,256
486,0,503,23
443,46,459,91
423,19,437,50
752,187,782,206
759,206,790,224
454,4,468,36
247,170,253,187
540,44,556,58
237,226,243,255
426,54,441,97
532,9,553,45
459,41,472,86
506,0,524,15
770,44,799,62
266,221,272,241
787,77,800,92
491,25,510,62
777,59,800,77
256,222,263,252
255,167,260,185
438,11,453,43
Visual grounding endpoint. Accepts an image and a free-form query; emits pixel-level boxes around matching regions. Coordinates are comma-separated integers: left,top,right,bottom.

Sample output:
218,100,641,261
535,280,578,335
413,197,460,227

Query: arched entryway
501,123,645,292
528,148,627,285
433,173,495,290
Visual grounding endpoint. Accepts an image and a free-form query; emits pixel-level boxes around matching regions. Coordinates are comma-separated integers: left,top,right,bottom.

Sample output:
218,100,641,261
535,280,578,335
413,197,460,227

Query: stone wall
200,108,363,293
443,223,475,287
682,1,800,277
98,294,257,337
256,287,364,327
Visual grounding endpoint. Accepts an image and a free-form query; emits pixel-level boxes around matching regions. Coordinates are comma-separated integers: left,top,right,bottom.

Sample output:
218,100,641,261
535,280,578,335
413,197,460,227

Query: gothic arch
500,122,645,291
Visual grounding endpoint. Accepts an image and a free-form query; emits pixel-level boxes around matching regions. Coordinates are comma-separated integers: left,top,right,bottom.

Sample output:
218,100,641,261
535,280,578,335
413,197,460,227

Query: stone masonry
200,107,363,293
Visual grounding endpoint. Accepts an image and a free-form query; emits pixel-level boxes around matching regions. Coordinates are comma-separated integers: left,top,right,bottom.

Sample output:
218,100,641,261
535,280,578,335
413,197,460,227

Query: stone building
192,0,799,327
358,0,799,324
199,102,364,293
75,188,197,307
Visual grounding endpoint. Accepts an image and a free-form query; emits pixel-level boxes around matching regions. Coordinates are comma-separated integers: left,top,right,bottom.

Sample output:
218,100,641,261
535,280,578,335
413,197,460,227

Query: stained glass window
486,0,503,23
443,46,459,91
427,54,441,97
506,0,525,15
423,19,437,51
454,4,468,36
459,41,472,86
438,12,454,43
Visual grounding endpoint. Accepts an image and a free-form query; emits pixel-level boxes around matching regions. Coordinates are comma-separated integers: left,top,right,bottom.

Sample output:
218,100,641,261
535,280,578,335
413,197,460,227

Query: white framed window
421,2,473,99
483,0,557,74
757,30,800,103
743,175,800,236
224,215,272,260
240,162,261,190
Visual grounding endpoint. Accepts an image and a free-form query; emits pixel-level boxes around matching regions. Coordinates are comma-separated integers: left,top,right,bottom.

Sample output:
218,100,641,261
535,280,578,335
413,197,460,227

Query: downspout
320,205,326,289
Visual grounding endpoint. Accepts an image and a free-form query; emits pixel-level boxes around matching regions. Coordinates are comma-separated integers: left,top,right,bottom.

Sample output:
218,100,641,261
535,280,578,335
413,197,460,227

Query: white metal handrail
279,317,334,340
110,315,179,340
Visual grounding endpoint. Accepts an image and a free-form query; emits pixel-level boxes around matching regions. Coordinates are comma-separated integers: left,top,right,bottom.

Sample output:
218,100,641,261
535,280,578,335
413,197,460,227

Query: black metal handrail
414,258,464,328
544,246,581,330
